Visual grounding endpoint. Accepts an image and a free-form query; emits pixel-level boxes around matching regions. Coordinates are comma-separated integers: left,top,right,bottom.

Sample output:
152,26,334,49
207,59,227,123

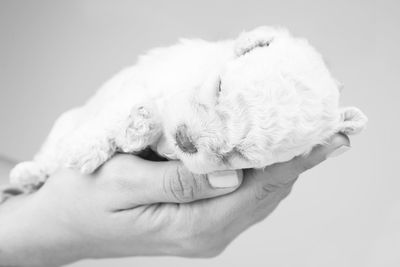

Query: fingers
202,134,351,221
97,133,348,209
255,133,351,187
288,133,350,175
96,154,243,205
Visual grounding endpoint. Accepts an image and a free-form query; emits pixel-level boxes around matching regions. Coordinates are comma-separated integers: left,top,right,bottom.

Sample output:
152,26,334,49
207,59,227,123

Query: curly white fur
9,26,367,190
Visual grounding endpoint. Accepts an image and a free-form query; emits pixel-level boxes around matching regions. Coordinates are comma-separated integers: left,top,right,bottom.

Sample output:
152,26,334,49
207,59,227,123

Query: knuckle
255,182,280,201
164,165,198,202
255,176,297,201
294,155,325,174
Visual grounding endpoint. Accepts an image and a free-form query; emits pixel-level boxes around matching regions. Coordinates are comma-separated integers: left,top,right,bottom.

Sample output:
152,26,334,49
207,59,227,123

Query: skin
0,134,349,267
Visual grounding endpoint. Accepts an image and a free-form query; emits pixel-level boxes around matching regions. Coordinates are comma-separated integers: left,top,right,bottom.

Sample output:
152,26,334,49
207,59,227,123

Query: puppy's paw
129,104,160,135
116,103,162,152
0,185,24,204
65,138,114,174
9,161,47,191
338,107,368,135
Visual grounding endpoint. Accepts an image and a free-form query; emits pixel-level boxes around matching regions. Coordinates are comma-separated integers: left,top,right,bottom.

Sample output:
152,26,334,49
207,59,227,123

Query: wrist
0,193,84,266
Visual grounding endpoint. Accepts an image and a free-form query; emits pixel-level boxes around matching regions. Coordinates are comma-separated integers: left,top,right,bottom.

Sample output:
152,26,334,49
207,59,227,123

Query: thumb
97,154,242,205
148,160,243,204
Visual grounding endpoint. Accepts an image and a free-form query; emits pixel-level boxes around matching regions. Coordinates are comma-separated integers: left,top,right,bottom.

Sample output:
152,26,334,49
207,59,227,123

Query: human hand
0,149,243,266
0,134,349,266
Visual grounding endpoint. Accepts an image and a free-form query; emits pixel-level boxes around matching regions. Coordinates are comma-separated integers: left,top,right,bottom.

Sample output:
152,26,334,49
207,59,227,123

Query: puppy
9,26,367,191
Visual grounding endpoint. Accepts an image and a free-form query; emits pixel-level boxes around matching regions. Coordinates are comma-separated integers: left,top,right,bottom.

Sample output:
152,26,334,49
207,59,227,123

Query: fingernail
328,145,351,158
208,170,239,188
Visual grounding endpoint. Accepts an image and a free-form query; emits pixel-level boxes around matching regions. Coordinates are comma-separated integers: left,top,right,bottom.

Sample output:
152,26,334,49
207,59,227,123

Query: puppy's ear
337,107,368,135
234,26,288,56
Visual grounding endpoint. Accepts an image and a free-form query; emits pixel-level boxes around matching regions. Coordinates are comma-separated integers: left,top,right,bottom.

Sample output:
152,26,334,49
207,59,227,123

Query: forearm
0,193,84,267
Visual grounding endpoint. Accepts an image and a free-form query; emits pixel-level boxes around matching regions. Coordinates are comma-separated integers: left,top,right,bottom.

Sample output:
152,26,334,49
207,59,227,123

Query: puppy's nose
176,124,198,154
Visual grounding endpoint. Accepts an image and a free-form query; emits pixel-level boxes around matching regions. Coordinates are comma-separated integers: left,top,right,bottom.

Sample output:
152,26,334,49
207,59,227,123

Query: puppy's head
159,26,342,174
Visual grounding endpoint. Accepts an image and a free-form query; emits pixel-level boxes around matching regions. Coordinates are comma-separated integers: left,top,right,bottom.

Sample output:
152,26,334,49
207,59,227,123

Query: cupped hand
0,134,349,266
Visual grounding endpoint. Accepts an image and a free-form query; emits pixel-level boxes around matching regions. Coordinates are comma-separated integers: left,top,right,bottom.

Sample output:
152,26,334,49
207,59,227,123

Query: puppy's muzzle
176,124,198,154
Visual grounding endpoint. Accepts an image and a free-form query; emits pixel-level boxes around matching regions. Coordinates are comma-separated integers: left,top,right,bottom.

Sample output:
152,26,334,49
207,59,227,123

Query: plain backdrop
0,0,399,266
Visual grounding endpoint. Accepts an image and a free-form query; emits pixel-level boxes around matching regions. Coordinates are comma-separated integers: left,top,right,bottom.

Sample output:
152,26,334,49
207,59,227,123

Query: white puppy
9,26,367,190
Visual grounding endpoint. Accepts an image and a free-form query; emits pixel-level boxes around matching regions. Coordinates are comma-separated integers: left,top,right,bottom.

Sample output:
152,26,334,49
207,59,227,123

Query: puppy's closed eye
239,38,274,56
215,79,223,99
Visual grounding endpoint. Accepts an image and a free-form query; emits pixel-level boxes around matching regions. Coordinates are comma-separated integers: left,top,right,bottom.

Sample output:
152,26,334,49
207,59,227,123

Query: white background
0,0,398,266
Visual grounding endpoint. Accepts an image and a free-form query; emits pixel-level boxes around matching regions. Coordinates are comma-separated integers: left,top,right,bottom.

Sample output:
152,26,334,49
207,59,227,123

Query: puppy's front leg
63,122,116,174
65,101,162,173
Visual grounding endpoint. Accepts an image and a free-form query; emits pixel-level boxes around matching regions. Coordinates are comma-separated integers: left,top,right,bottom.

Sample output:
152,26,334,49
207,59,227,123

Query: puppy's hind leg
10,108,83,191
9,161,47,191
